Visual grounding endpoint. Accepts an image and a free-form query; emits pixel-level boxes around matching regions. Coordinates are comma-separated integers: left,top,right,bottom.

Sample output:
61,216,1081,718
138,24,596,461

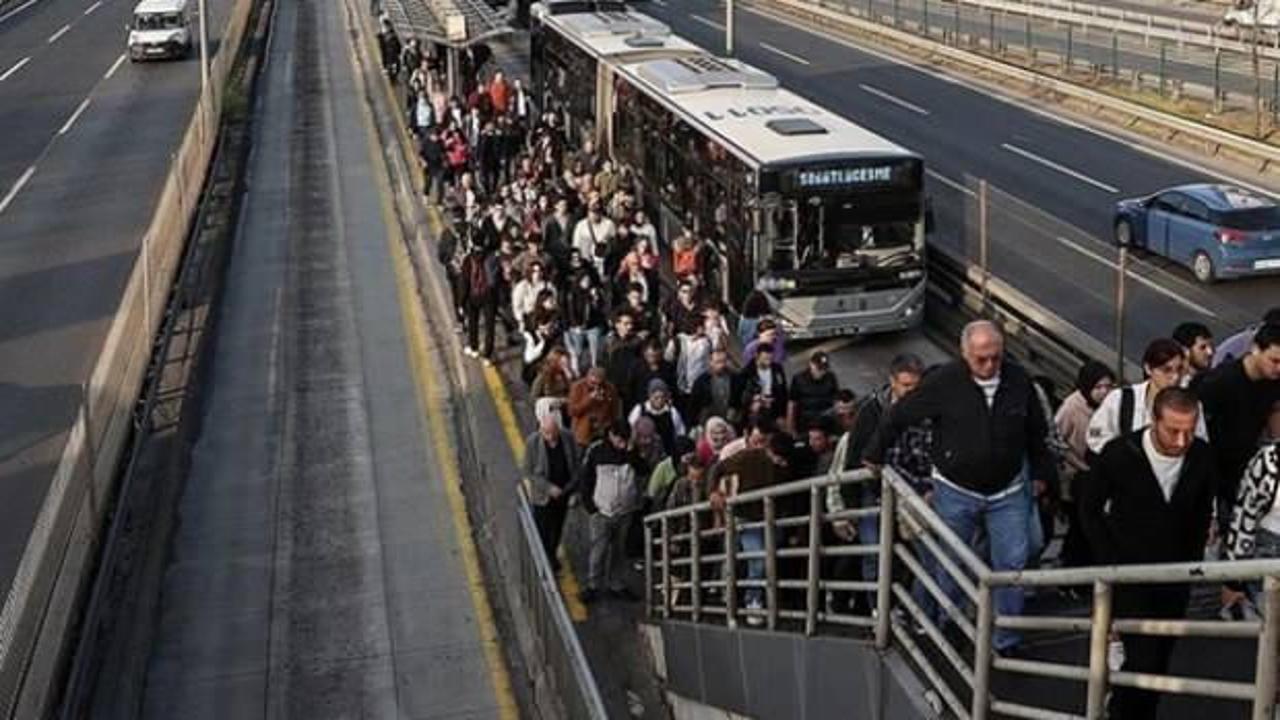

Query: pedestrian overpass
640,467,1280,720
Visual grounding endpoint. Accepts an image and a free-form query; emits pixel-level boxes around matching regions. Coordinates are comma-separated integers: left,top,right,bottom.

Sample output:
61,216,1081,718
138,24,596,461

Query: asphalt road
0,0,231,606
644,0,1273,354
137,0,513,712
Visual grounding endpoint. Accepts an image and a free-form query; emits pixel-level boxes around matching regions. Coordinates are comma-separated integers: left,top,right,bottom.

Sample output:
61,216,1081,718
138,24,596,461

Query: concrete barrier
0,0,258,716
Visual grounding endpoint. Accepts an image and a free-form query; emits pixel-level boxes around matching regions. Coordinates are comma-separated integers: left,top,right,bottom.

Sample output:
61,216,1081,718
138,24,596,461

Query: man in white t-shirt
1079,386,1218,720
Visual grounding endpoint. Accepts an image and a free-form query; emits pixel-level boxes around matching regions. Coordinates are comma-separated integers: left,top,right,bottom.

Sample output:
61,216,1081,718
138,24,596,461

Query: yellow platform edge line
363,17,592,626
343,5,519,717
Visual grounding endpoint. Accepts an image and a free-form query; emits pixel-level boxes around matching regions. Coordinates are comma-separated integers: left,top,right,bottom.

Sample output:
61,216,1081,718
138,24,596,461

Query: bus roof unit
543,10,702,59
618,56,916,167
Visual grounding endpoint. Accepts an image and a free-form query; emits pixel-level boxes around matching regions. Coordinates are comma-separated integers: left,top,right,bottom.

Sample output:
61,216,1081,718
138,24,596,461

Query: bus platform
132,0,518,715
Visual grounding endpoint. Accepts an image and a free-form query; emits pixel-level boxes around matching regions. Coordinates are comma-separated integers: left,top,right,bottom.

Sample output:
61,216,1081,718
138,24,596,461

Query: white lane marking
47,23,71,43
1000,142,1119,194
0,0,37,23
926,169,976,197
104,52,126,78
690,13,726,31
739,5,1277,201
860,83,929,115
759,41,811,65
0,166,36,215
58,98,91,135
1052,235,1218,318
84,0,102,14
0,56,30,82
652,0,667,5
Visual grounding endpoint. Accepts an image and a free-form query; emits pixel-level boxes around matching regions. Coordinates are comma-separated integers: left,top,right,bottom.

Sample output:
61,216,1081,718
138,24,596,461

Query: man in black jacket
737,342,789,430
787,351,840,434
1192,322,1280,527
1079,387,1217,720
866,321,1055,653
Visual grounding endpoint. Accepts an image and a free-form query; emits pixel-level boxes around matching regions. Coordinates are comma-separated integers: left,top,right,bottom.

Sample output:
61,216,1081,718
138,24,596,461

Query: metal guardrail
926,242,1142,389
751,0,1280,172
643,467,1280,720
943,0,1280,59
515,489,611,719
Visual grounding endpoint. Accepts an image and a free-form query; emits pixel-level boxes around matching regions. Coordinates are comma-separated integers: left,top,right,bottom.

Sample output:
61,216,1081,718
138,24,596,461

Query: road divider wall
0,0,258,716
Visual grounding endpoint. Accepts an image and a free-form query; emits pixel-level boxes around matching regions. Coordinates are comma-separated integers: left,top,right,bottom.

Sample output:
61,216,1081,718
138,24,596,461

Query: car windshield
135,11,182,30
1218,206,1280,231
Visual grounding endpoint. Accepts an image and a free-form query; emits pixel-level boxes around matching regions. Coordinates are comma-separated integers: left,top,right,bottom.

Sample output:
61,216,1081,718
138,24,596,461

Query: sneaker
580,588,601,605
463,346,478,358
1107,639,1126,672
745,598,764,627
481,358,493,367
1220,598,1262,622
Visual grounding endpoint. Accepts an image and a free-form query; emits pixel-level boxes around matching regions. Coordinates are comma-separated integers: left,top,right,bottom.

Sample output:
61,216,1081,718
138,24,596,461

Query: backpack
673,247,699,277
468,255,491,297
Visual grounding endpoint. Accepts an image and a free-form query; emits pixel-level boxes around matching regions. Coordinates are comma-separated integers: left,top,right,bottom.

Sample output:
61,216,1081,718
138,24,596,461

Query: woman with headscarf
696,416,737,467
1055,360,1117,568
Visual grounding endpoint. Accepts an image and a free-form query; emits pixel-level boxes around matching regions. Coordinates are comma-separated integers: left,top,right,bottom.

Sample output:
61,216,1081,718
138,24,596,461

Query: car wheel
1114,219,1133,247
1192,251,1216,284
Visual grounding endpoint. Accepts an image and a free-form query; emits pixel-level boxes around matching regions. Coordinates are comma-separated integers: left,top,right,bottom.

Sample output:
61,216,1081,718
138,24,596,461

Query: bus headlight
757,276,797,292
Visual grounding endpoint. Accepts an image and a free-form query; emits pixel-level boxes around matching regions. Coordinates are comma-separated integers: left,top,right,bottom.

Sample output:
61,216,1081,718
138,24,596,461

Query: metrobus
532,9,932,338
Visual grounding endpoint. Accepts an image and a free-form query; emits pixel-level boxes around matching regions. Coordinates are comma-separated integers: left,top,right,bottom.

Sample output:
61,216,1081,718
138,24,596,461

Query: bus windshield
768,197,920,272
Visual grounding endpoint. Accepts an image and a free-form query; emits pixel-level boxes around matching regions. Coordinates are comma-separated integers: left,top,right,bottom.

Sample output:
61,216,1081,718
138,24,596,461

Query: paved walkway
137,0,514,716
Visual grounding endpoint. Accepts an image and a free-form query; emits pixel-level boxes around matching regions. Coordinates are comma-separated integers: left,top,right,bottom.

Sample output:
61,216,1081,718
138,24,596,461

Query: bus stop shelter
381,0,513,95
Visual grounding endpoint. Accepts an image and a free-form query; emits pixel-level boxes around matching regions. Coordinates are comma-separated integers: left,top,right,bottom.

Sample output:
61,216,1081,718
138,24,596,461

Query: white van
127,0,192,62
1223,0,1280,28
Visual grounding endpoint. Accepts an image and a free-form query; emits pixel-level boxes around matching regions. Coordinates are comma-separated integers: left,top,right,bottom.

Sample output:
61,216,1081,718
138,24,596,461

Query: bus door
759,195,798,273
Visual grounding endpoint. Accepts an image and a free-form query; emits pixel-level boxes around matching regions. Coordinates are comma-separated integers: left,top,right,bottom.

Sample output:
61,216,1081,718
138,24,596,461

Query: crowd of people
373,25,1280,719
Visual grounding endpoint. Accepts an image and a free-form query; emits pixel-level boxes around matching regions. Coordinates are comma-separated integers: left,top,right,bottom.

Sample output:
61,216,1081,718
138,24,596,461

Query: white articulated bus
533,8,932,338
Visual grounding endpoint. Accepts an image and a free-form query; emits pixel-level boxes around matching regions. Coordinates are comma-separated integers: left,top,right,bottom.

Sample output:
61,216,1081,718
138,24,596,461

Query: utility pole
1254,0,1264,137
726,0,735,55
198,0,209,102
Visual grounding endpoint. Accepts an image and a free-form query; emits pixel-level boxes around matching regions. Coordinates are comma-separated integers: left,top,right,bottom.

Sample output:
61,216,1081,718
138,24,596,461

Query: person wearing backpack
461,244,498,364
1086,338,1208,459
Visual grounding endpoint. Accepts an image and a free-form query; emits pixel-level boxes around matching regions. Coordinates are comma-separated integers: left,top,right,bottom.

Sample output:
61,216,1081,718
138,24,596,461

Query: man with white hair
522,412,580,573
866,320,1057,654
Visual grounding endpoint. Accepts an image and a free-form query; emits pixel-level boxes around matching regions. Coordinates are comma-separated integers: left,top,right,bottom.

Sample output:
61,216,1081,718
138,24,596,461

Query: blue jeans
739,528,765,607
925,480,1030,652
860,484,881,589
737,317,760,350
565,326,601,375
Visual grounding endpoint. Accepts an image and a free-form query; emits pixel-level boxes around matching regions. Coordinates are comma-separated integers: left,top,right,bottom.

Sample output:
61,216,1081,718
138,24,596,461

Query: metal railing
515,488,610,719
643,466,1280,720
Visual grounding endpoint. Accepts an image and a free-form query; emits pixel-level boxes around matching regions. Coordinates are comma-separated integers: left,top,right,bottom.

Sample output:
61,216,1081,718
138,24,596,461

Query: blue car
1113,183,1280,283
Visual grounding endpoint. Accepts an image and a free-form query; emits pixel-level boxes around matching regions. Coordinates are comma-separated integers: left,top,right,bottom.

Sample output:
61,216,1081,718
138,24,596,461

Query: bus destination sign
797,166,894,189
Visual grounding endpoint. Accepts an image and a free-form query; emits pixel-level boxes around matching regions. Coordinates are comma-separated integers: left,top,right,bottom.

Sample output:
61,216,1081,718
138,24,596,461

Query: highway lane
646,0,1271,346
0,0,121,71
0,0,203,191
0,0,231,604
